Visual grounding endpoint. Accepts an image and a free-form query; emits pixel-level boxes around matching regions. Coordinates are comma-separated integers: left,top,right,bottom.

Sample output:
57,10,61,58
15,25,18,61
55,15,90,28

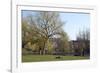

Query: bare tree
27,11,64,55
77,29,90,41
76,29,90,56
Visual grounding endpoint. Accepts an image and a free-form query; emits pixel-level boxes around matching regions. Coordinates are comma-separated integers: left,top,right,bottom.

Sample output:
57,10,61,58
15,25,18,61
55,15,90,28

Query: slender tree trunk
43,39,48,55
39,49,42,55
42,41,46,55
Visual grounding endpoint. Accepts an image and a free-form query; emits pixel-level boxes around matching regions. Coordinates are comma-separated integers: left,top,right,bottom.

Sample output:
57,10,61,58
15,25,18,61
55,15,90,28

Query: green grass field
22,55,89,62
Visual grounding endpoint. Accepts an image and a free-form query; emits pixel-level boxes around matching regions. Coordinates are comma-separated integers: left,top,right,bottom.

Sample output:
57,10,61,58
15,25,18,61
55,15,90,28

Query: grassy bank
22,55,89,62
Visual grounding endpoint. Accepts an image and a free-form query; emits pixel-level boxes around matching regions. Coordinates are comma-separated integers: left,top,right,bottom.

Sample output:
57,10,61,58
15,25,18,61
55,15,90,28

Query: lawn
22,55,89,62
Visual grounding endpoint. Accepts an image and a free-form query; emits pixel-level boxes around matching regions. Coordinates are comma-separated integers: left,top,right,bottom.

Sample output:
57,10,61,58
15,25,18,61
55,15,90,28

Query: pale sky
60,12,90,40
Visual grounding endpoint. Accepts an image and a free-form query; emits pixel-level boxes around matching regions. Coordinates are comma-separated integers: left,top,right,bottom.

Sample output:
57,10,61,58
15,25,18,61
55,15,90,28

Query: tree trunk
43,41,46,55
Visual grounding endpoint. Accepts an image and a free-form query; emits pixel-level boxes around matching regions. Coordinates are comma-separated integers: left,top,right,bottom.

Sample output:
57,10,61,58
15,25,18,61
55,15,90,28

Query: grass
22,55,89,62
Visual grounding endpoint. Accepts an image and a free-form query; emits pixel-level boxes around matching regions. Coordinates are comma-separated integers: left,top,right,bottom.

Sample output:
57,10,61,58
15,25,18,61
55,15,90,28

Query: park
22,10,90,62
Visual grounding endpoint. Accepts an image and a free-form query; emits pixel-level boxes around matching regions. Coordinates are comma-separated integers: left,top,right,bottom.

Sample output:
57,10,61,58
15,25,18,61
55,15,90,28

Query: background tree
22,19,32,49
76,29,90,56
22,18,42,54
59,31,70,54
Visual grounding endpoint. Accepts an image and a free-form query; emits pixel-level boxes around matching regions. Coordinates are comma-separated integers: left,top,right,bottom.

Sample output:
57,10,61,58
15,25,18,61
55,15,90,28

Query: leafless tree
76,29,90,56
27,11,65,55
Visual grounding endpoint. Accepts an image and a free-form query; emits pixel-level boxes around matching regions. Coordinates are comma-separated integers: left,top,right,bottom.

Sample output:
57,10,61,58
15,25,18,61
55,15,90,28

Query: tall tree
22,18,30,49
27,11,64,55
59,31,69,53
76,29,90,56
